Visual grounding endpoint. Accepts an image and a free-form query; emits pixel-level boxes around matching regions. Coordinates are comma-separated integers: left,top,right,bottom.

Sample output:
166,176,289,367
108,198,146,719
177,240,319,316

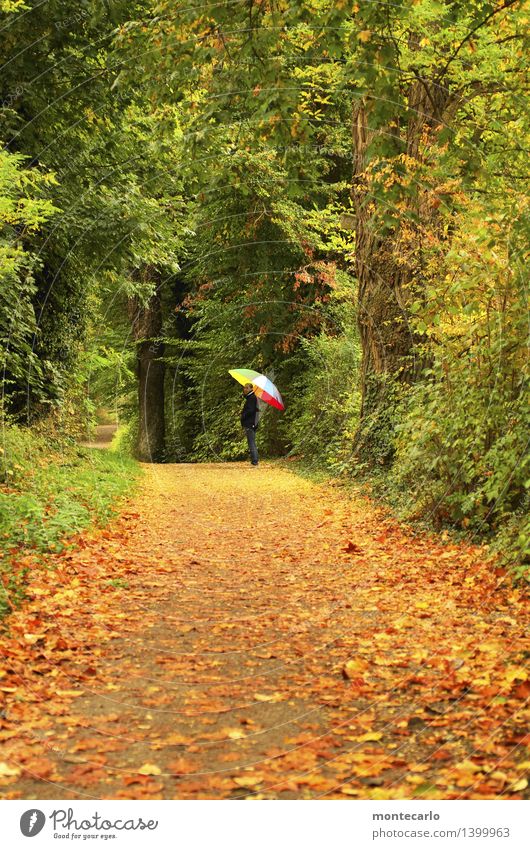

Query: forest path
1,463,529,800
79,423,118,450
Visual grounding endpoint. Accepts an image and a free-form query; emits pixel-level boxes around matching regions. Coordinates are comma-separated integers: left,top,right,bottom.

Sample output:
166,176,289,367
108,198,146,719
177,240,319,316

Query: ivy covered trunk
351,78,454,463
127,270,165,462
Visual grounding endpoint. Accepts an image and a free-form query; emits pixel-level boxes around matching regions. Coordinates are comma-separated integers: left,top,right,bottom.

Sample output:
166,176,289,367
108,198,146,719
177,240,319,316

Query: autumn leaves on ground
1,461,529,800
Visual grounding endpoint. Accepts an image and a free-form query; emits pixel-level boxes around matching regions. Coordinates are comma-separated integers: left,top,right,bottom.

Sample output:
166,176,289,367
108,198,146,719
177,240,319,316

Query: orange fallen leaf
342,541,363,554
168,758,196,775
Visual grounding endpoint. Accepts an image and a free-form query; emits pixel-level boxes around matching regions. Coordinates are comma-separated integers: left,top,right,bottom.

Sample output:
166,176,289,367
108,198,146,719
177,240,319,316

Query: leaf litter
0,462,529,800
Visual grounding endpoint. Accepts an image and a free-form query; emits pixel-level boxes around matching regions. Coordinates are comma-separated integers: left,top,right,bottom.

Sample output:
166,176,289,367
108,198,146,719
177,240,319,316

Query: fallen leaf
137,763,162,776
342,541,363,554
355,732,383,743
0,762,21,778
342,658,368,679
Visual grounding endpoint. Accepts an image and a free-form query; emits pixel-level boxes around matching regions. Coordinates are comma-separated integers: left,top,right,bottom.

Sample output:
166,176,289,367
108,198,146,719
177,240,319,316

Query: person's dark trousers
244,427,259,465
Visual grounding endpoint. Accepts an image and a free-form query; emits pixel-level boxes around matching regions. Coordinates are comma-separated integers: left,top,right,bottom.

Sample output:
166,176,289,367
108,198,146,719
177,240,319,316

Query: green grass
0,424,140,619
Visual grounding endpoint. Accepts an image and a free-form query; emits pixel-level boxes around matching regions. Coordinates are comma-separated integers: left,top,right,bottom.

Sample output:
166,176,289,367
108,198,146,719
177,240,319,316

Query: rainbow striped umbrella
229,368,285,411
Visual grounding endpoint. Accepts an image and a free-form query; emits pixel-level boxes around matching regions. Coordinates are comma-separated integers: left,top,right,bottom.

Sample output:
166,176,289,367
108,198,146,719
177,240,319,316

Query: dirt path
1,463,529,800
79,423,118,450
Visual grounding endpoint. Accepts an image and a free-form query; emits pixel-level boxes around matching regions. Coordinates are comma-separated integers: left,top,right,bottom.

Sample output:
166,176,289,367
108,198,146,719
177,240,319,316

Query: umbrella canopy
229,368,261,386
229,368,285,411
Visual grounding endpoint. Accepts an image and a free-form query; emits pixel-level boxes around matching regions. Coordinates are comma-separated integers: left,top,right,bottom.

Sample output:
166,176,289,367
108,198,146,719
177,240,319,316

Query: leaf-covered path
1,463,529,800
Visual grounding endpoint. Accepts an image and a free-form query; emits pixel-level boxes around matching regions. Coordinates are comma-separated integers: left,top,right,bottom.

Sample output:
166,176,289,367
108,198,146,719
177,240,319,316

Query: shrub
286,312,361,474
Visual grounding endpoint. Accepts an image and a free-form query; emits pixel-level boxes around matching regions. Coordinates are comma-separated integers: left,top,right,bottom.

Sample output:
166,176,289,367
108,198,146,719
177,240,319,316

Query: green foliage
496,513,530,583
354,376,406,469
158,136,348,461
286,303,361,474
0,147,59,409
0,424,139,618
390,372,528,526
1,1,186,423
385,198,530,574
115,0,529,579
109,417,139,459
165,316,292,462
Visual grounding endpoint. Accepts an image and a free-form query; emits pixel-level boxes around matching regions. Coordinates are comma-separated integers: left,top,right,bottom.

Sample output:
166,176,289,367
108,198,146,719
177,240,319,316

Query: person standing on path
241,383,259,466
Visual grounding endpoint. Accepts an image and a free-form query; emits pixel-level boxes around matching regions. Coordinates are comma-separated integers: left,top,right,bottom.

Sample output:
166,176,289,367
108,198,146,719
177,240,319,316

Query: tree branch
436,0,521,80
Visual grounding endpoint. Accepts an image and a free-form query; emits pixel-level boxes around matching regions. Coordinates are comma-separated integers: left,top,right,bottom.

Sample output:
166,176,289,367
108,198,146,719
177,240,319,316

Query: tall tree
128,273,165,461
344,0,528,458
0,0,186,460
121,0,529,462
0,0,137,415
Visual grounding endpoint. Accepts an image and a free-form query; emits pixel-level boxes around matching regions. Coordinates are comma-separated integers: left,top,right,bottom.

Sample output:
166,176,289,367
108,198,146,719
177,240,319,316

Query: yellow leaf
342,658,368,679
511,778,528,791
341,785,359,796
23,633,46,644
233,775,262,788
454,759,481,774
355,731,383,743
505,667,528,684
358,30,372,42
253,692,284,702
0,762,21,777
226,728,246,740
138,763,162,776
476,641,501,653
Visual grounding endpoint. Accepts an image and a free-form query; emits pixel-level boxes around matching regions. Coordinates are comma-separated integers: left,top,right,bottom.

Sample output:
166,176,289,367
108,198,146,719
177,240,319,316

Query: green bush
286,313,361,475
109,416,139,458
494,512,530,583
386,356,530,575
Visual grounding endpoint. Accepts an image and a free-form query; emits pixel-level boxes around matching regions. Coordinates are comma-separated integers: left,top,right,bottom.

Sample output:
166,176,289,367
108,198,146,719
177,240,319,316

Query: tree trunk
351,78,454,462
127,269,165,462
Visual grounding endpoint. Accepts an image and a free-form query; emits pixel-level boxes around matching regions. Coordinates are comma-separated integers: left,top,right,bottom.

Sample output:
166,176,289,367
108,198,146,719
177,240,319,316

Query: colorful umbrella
229,368,285,411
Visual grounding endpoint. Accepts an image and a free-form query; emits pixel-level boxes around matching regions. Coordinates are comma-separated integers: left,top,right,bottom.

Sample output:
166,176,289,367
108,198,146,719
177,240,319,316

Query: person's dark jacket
241,390,259,429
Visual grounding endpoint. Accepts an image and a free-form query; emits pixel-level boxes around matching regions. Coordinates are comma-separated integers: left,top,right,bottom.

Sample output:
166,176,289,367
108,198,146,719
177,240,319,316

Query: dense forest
1,0,529,573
